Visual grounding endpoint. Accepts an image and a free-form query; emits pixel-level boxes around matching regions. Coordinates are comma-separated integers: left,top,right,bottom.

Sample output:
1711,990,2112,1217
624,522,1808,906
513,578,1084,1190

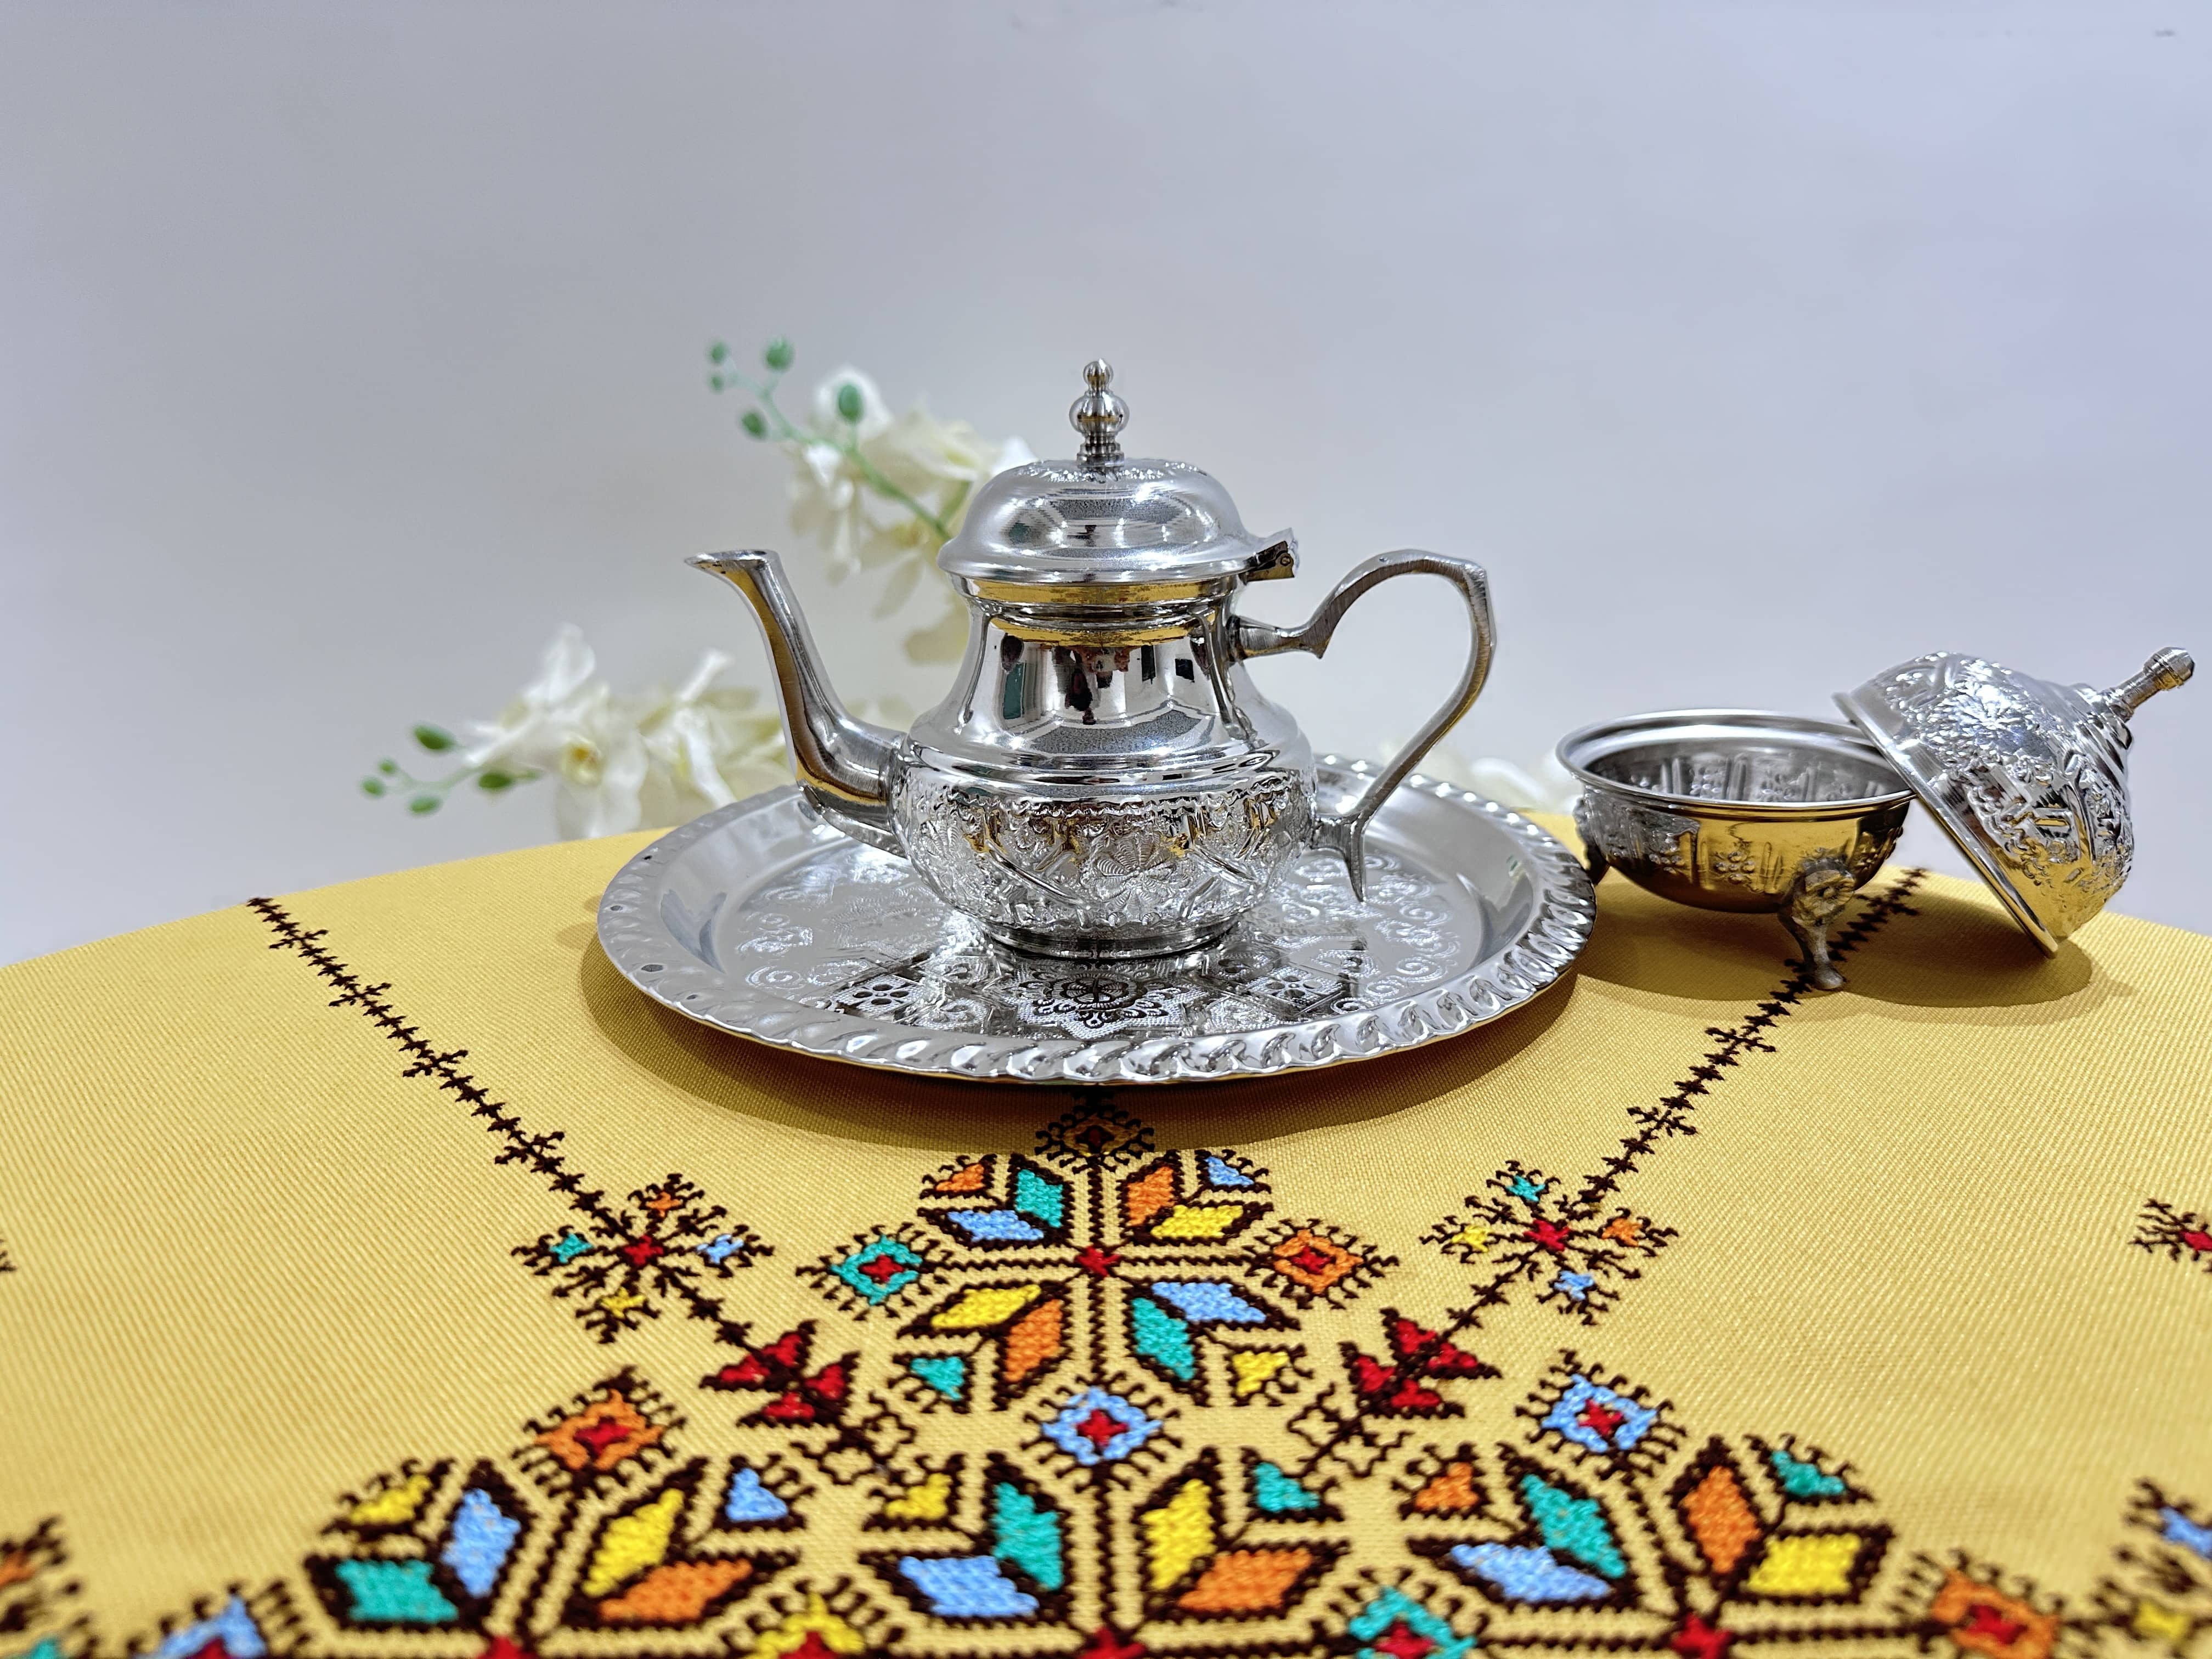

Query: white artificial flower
548,684,651,839
636,647,789,818
778,373,1031,633
463,624,605,773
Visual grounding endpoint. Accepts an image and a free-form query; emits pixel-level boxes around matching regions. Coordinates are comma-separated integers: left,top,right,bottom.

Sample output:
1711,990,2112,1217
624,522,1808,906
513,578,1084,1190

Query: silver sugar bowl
1559,712,1915,989
692,360,1497,958
1564,648,2192,988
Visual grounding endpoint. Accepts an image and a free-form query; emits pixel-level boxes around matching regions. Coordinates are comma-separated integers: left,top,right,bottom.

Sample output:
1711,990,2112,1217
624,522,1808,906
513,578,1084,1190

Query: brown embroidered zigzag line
1271,866,1929,1484
247,896,760,1345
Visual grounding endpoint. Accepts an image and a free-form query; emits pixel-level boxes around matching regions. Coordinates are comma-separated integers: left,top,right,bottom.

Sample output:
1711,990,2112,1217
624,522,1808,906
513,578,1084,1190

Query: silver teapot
693,360,1496,959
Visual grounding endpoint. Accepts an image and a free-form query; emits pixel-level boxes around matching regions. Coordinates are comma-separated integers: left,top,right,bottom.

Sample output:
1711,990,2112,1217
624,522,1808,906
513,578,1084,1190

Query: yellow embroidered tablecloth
3,822,2210,1659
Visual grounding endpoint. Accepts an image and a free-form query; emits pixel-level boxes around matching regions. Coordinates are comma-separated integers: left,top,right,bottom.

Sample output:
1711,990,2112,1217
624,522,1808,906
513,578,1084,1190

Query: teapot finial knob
2104,646,2195,720
1070,358,1127,469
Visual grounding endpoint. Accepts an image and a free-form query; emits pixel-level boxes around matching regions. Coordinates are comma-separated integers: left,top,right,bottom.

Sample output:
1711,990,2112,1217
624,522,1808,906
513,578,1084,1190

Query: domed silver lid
1836,647,2192,952
936,360,1293,590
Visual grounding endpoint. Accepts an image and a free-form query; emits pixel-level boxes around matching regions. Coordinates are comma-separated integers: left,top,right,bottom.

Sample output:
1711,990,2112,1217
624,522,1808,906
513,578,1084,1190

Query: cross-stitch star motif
1424,1161,1674,1324
800,1102,1395,1415
517,1174,771,1342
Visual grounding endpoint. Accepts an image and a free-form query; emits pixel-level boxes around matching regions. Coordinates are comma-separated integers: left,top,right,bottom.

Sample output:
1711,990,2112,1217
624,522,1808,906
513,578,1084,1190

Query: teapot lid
936,360,1294,589
1835,646,2192,952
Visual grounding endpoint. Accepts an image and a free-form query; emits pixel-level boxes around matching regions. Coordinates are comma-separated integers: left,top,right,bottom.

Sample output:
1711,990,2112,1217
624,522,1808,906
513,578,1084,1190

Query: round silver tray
596,759,1595,1085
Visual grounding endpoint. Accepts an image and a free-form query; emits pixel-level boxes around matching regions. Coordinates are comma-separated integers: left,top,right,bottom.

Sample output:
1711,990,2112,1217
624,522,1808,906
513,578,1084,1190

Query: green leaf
407,794,441,815
708,340,730,364
763,335,793,371
741,409,769,439
835,381,864,423
477,769,515,792
360,777,386,797
413,723,455,752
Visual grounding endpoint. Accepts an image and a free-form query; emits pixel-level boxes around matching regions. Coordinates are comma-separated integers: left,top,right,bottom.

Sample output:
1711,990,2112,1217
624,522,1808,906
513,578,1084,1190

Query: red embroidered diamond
859,1254,908,1285
575,1415,636,1457
619,1235,665,1267
1075,1408,1125,1451
1578,1400,1627,1438
1668,1614,1731,1659
761,1389,817,1424
2181,1228,2212,1253
1373,1620,1437,1659
479,1638,536,1659
787,1634,846,1659
1289,1245,1338,1275
1962,1604,2028,1645
1525,1220,1571,1251
1075,1245,1122,1277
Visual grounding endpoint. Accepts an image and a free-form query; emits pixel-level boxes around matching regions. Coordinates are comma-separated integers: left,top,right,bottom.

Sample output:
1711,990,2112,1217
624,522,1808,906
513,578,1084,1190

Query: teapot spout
689,550,900,827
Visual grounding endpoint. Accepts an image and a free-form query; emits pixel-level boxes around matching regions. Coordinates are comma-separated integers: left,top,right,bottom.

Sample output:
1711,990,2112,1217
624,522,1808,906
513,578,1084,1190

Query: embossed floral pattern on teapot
692,361,1496,958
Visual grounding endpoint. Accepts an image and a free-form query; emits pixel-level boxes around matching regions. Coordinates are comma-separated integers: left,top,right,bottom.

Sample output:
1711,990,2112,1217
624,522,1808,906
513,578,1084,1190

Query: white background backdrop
3,0,2207,965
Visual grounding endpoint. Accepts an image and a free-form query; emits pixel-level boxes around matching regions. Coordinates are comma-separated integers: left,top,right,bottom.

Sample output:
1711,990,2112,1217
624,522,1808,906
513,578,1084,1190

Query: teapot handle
1236,551,1495,901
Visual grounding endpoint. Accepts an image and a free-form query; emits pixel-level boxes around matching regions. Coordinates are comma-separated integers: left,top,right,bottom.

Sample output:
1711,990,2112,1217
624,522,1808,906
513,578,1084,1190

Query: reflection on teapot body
692,361,1497,959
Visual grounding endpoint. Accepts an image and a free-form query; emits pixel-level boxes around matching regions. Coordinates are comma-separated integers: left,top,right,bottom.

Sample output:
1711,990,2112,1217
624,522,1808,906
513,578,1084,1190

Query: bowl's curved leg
1781,855,1857,991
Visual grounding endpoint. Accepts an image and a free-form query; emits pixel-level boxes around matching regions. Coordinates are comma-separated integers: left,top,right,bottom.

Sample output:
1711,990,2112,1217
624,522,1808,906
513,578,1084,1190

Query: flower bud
708,340,730,365
408,795,441,814
741,409,769,439
764,336,793,371
836,382,864,423
413,723,455,752
477,769,515,792
360,777,386,797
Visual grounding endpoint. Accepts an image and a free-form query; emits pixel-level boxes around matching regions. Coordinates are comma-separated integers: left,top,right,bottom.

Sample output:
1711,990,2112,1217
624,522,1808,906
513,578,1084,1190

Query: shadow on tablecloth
573,928,1576,1152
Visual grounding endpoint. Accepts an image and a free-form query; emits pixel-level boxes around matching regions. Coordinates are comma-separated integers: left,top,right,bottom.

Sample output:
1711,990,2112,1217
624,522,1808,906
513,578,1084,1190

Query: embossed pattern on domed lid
1836,647,2192,952
937,362,1286,588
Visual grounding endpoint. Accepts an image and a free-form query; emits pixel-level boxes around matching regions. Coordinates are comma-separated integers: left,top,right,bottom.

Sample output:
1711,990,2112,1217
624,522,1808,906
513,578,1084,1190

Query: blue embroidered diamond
548,1230,592,1263
1541,1374,1658,1455
1508,1174,1547,1203
1203,1154,1257,1188
2162,1506,2212,1560
1040,1386,1163,1466
696,1232,749,1265
1552,1269,1595,1302
832,1234,925,1304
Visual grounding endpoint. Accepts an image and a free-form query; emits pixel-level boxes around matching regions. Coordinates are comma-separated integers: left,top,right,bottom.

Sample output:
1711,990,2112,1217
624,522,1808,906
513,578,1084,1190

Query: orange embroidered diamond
1267,1227,1361,1294
535,1389,665,1473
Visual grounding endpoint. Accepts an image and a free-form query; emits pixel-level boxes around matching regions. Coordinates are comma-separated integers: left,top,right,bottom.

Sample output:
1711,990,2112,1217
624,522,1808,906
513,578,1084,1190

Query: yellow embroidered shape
2131,1599,2194,1646
581,1486,684,1595
1742,1532,1865,1598
1150,1204,1246,1241
1229,1350,1293,1398
748,1594,869,1659
1142,1477,1215,1590
346,1472,432,1528
882,1472,955,1523
930,1284,1042,1330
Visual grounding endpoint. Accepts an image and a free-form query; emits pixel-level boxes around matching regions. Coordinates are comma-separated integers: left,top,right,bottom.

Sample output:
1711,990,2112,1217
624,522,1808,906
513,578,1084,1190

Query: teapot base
980,917,1238,962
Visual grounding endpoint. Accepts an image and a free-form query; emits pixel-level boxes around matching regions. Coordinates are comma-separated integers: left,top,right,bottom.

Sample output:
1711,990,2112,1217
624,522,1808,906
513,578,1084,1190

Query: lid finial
1070,358,1127,469
2105,646,2195,719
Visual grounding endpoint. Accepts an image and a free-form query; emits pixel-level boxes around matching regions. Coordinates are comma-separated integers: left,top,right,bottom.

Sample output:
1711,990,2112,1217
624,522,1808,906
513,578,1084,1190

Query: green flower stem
362,755,543,814
724,369,955,544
